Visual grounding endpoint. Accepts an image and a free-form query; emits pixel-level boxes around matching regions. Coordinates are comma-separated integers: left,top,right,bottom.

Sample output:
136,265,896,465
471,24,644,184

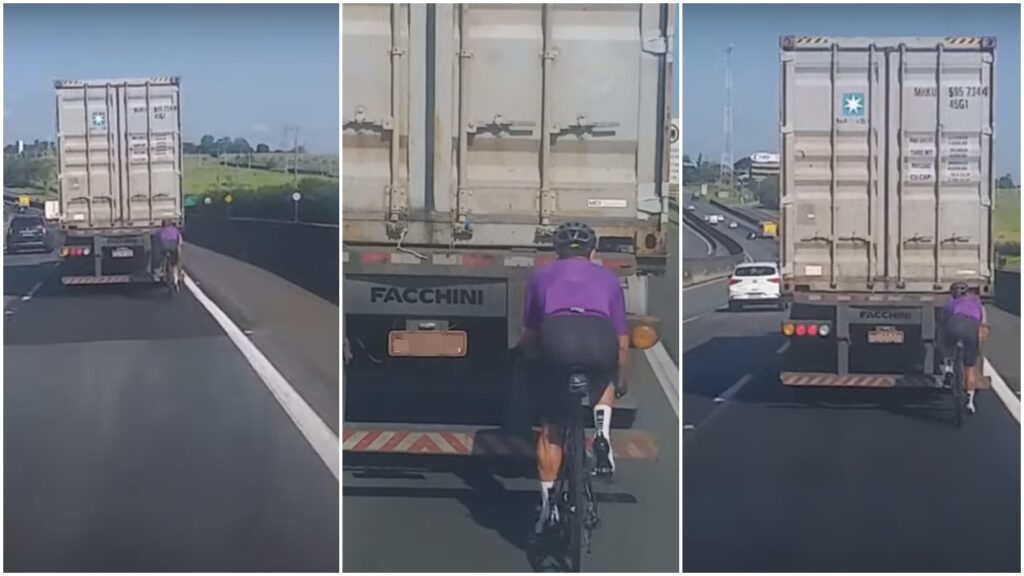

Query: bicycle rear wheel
566,414,585,572
952,347,965,428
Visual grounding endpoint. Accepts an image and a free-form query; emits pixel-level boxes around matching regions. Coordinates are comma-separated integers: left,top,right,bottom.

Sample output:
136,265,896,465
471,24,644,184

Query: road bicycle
540,371,601,572
942,341,966,428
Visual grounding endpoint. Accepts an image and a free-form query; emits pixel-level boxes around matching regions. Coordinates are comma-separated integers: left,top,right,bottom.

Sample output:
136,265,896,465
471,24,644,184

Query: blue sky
683,3,1020,179
4,3,339,153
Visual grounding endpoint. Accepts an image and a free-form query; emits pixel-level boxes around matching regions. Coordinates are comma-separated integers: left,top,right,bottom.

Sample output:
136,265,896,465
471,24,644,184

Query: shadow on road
344,452,640,572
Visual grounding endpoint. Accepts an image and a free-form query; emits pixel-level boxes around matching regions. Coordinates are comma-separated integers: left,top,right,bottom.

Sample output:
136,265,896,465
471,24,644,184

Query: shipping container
343,3,670,262
780,36,995,295
54,77,183,284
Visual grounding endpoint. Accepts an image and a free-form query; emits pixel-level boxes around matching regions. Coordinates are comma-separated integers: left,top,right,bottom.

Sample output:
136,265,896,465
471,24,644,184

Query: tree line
183,135,306,157
2,136,306,158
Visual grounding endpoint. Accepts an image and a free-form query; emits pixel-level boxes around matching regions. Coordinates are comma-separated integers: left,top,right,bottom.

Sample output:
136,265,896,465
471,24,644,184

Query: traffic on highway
4,4,339,572
682,3,1020,572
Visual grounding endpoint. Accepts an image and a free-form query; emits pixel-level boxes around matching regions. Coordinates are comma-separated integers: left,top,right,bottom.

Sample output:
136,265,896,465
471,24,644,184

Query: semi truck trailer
52,77,183,286
343,4,673,427
777,36,995,388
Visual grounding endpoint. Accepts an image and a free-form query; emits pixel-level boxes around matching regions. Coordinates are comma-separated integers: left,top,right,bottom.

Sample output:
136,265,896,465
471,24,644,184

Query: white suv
728,262,783,311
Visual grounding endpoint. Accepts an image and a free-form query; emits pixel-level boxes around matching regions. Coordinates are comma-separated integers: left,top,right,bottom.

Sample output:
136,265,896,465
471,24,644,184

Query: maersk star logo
842,93,865,117
92,112,106,127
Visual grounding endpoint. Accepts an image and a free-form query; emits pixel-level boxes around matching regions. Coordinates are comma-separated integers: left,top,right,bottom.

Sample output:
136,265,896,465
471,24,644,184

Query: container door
342,4,409,218
58,85,120,228
781,44,885,289
887,46,993,289
453,4,544,223
453,4,650,224
122,82,181,225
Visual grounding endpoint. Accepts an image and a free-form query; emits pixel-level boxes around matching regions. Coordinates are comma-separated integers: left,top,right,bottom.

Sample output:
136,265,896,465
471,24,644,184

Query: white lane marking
682,312,712,325
21,274,49,301
683,424,695,431
714,371,755,403
184,274,340,480
777,341,790,355
983,358,1020,424
645,341,679,418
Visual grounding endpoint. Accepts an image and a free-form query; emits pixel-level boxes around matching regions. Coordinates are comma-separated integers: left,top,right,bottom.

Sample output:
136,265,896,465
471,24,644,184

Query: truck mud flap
342,425,659,460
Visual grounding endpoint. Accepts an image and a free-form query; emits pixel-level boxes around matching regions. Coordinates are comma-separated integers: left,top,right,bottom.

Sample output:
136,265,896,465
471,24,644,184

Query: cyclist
156,219,182,288
941,281,985,414
516,222,628,535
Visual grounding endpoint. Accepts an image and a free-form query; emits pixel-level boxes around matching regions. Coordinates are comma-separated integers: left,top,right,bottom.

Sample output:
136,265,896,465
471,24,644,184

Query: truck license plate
868,327,904,344
112,247,133,258
388,330,467,357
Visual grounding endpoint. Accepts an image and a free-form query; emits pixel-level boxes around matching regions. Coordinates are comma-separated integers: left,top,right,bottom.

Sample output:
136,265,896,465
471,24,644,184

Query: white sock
536,480,555,531
594,405,612,439
540,480,554,501
968,390,975,401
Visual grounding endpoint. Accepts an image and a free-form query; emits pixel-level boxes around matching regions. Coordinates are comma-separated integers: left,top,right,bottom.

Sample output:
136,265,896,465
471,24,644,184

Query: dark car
6,215,53,254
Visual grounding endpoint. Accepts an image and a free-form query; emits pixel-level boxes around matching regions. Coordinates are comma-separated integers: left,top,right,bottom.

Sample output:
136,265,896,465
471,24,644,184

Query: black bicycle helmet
553,221,597,258
950,281,970,297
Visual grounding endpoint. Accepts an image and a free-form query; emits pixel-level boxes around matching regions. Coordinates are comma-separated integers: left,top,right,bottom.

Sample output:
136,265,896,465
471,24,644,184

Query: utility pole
282,125,301,186
719,44,735,189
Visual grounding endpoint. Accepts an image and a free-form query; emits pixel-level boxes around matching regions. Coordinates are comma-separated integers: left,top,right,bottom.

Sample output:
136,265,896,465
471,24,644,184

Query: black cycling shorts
943,313,980,368
529,314,619,423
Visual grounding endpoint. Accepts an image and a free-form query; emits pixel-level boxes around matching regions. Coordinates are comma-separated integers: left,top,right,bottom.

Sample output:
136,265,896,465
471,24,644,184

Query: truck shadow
685,333,959,428
344,450,639,570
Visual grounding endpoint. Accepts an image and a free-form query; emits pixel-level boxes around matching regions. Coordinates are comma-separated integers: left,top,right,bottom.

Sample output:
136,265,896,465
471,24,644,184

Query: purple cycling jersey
158,226,180,247
944,293,984,322
522,257,627,336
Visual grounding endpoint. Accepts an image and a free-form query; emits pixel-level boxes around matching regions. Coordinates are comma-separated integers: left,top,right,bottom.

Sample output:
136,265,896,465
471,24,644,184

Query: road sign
183,196,197,208
292,192,302,202
204,197,212,205
224,194,233,204
17,195,30,207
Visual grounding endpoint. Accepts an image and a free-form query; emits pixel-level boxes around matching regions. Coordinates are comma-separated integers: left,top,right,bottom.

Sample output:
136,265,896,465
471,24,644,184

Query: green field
993,187,1020,243
183,155,336,196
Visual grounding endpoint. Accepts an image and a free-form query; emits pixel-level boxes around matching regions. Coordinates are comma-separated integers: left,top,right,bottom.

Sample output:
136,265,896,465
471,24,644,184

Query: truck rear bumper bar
61,274,145,285
781,371,941,388
342,425,659,460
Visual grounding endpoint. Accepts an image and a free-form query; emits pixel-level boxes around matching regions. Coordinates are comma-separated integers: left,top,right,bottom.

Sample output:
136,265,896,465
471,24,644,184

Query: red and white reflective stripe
342,428,659,459
61,275,132,285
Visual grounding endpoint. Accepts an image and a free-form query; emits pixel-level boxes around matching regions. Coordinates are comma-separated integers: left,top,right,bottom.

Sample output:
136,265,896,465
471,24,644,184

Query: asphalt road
682,221,716,259
682,227,1020,572
4,250,338,571
343,235,680,572
687,198,778,263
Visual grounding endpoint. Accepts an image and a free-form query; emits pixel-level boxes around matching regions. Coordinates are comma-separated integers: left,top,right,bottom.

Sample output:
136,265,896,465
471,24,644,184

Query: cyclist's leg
532,360,564,533
949,314,981,411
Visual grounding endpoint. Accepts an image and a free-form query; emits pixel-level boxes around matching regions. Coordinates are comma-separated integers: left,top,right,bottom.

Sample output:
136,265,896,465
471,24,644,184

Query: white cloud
250,123,271,134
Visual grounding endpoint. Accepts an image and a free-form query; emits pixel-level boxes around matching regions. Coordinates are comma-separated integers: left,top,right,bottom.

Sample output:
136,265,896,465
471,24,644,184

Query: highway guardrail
708,198,770,227
184,205,338,304
682,209,745,286
994,268,1020,315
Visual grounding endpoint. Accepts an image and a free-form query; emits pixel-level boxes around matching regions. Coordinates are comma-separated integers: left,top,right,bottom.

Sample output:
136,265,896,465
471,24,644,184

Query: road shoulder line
184,274,340,479
984,358,1020,424
645,341,679,418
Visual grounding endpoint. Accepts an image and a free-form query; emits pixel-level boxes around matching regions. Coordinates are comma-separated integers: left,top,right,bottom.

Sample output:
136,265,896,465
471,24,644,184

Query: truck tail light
818,324,831,337
782,322,795,336
631,324,659,350
807,324,818,337
795,324,807,336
